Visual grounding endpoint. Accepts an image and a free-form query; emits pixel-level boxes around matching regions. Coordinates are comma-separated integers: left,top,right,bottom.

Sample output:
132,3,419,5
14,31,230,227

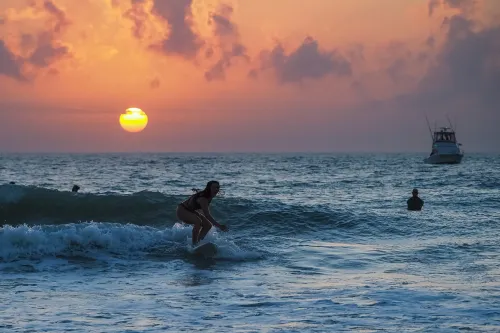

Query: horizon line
0,150,498,155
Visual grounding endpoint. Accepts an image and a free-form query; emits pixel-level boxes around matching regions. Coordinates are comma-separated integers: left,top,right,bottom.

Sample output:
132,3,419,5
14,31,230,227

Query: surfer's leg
176,205,203,245
192,222,203,245
198,216,213,241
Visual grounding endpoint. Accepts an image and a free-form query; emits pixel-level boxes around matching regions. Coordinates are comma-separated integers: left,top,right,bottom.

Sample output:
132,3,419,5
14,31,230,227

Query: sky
0,0,499,153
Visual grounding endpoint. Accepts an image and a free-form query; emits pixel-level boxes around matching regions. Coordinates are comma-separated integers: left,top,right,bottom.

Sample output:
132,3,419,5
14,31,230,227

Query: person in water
407,188,424,211
177,180,228,245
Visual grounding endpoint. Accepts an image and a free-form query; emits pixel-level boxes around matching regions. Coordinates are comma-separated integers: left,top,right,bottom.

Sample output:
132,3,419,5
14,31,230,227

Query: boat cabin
433,127,457,143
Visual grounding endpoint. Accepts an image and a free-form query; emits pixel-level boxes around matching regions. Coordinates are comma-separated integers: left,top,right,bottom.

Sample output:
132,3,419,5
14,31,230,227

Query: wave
0,184,452,242
0,184,181,226
0,222,261,265
0,184,355,231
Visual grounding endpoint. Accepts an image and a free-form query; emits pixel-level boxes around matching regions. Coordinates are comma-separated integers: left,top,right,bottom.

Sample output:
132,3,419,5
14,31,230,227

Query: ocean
0,153,499,332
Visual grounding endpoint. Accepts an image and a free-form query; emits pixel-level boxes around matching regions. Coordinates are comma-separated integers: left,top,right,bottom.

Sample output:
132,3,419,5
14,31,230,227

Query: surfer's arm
199,198,227,230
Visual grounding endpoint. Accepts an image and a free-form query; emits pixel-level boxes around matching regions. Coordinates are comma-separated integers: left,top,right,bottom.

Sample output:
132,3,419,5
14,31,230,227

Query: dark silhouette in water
407,188,424,211
72,185,80,193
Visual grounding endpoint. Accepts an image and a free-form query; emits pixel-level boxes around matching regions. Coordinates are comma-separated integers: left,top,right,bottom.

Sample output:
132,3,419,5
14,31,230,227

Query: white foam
0,222,174,262
0,222,261,263
186,229,262,261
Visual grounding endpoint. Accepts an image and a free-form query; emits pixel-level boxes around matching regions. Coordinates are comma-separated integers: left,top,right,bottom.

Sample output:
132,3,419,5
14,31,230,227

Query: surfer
407,188,424,211
176,180,228,245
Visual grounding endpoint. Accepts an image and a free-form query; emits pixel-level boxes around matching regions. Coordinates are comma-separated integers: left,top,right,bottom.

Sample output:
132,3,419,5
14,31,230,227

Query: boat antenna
446,114,454,131
425,113,434,142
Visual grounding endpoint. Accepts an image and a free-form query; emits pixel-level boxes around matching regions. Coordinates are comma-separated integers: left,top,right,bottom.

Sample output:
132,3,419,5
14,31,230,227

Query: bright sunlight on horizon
119,108,148,133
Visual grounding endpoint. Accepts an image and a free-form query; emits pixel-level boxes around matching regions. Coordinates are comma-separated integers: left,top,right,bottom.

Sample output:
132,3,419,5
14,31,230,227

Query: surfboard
193,242,217,257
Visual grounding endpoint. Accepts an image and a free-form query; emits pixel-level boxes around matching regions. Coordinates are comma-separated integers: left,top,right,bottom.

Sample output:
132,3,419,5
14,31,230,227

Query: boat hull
424,153,463,164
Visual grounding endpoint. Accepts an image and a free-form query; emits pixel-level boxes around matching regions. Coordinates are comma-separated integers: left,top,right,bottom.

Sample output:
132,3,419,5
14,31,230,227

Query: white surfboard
193,242,217,257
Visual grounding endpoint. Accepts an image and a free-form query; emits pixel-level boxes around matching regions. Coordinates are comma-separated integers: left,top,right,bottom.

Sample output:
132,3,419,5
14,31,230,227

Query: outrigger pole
425,114,434,142
446,114,455,131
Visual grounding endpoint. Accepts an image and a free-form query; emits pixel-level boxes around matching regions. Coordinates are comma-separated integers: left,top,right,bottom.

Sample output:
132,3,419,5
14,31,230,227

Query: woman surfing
176,180,228,245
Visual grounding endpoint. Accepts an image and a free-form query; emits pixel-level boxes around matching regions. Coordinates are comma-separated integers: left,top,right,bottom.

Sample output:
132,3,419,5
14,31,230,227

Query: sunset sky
1,0,499,152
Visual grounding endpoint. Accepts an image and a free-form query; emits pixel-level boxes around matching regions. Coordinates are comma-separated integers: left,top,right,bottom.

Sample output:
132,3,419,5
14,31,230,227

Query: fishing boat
424,118,464,164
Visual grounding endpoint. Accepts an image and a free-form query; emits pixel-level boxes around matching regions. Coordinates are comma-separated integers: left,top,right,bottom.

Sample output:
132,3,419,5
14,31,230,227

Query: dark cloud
426,16,499,104
43,0,70,33
205,43,249,81
386,58,408,83
442,14,474,40
209,4,236,37
383,14,500,151
443,0,476,11
21,34,36,51
123,0,149,39
204,4,249,82
122,2,247,79
397,13,500,123
13,1,72,70
28,33,70,67
0,1,72,80
251,36,351,84
0,40,26,81
205,59,226,81
149,0,204,59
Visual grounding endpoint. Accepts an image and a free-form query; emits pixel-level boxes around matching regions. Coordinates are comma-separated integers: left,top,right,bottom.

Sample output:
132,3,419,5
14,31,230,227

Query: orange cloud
0,0,72,81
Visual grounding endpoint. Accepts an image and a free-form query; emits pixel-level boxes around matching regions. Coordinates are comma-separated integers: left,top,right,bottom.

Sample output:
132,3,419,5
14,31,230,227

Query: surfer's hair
191,180,219,198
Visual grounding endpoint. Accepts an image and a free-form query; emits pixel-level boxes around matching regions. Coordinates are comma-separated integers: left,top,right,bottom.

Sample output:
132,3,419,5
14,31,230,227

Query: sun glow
119,107,148,133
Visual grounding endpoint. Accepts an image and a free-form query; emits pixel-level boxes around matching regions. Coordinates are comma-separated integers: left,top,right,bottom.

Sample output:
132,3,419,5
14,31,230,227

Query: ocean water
0,153,499,332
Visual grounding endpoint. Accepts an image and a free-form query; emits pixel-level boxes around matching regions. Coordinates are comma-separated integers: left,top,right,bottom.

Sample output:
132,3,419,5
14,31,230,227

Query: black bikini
179,192,211,217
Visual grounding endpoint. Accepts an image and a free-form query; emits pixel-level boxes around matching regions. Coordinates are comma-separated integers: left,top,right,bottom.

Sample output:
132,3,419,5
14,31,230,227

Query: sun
119,107,148,133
